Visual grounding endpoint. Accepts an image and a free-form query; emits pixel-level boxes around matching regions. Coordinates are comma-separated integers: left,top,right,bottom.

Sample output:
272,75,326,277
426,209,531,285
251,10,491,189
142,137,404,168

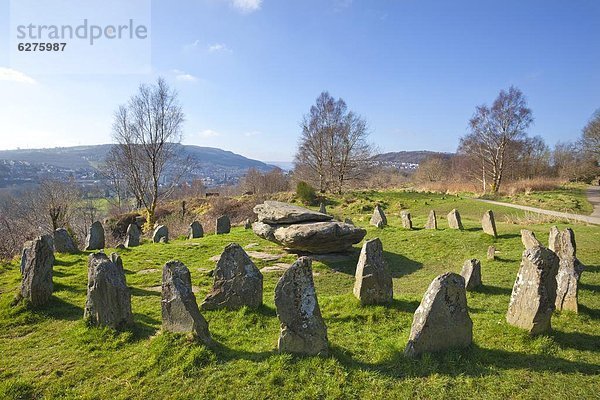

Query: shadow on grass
475,284,512,296
385,251,423,278
131,287,161,297
497,233,521,240
211,340,275,363
131,313,160,340
54,281,86,295
583,265,599,273
551,330,600,352
579,304,600,320
54,259,80,267
580,283,600,292
30,296,83,321
330,343,600,378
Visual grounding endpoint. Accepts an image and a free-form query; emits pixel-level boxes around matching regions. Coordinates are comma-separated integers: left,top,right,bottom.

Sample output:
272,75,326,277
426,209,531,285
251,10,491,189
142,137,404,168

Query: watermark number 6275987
17,43,67,51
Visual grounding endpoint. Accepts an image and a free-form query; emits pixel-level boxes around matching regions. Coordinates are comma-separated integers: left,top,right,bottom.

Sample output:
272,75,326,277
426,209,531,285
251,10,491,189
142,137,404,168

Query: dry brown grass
500,177,565,196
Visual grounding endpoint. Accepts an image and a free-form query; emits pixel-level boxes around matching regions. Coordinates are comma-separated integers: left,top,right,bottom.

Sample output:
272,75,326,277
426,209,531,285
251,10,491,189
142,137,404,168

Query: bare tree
581,109,600,162
414,155,449,183
108,77,187,226
458,86,534,193
295,91,372,193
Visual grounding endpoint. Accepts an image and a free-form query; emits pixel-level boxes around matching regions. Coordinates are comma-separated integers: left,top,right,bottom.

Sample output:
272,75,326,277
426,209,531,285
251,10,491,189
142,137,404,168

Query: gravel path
475,187,600,226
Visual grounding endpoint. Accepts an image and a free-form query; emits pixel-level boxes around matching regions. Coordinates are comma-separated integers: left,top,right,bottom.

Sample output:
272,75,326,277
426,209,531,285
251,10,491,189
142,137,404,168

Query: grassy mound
1,191,599,399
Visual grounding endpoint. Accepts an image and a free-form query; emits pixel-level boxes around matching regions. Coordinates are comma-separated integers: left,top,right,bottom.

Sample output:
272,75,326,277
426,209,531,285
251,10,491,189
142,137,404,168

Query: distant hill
0,144,275,189
373,150,454,164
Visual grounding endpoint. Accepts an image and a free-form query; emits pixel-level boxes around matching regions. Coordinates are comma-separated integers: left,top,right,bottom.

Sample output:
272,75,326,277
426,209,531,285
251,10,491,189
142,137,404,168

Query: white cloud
208,43,232,53
198,129,221,138
243,131,261,137
172,69,198,82
230,0,262,13
0,68,36,84
183,40,200,52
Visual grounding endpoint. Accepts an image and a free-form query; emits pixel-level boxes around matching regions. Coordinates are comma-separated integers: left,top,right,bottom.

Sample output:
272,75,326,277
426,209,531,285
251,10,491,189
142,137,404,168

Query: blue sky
0,0,599,161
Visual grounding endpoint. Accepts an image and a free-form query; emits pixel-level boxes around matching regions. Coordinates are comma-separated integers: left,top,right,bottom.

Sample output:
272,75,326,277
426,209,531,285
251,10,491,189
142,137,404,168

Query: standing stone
353,238,393,305
188,221,204,239
201,243,263,310
85,221,105,250
447,209,463,230
53,228,77,253
274,257,328,355
551,228,584,313
84,252,133,329
162,260,212,344
319,202,327,214
152,225,168,243
125,223,141,248
405,272,472,358
17,235,54,307
370,205,387,228
506,246,559,334
425,210,437,230
110,252,124,275
481,210,497,237
244,219,252,229
134,215,146,229
19,241,32,275
216,215,231,234
487,246,496,261
460,259,482,291
401,211,413,230
520,229,541,250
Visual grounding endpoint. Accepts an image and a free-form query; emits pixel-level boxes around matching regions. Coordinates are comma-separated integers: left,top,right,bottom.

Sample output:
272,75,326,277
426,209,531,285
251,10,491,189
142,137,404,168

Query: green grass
1,190,599,399
491,183,594,215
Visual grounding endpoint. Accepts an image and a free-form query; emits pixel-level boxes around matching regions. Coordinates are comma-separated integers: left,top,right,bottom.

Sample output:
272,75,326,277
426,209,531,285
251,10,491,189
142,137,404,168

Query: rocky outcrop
405,272,472,358
162,260,212,344
53,228,77,253
252,201,366,254
353,238,393,305
274,257,328,355
17,235,54,307
520,229,541,250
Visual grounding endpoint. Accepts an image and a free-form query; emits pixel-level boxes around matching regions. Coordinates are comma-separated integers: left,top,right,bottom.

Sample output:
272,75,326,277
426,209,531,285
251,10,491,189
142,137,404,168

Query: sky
0,0,599,162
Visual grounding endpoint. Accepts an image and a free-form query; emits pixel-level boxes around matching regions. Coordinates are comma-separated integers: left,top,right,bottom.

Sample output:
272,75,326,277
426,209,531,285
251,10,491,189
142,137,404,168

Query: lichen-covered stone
550,227,584,313
125,223,141,248
481,210,497,237
216,215,231,234
447,209,463,230
162,260,212,344
152,225,168,243
275,257,328,355
520,229,541,250
85,221,105,250
401,211,413,230
370,205,387,228
53,228,77,253
84,252,133,329
460,259,482,291
506,246,559,334
405,272,472,357
425,210,437,229
487,246,496,261
254,201,332,224
17,235,54,306
353,238,393,305
201,243,263,310
189,221,204,239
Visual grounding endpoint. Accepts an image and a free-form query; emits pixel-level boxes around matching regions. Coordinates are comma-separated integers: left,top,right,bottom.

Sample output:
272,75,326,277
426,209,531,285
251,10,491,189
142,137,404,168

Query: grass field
1,191,599,399
492,183,594,215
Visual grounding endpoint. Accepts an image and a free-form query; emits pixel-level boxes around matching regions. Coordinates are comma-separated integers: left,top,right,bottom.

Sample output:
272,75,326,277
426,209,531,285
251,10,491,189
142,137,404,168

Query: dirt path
587,185,600,218
476,189,600,225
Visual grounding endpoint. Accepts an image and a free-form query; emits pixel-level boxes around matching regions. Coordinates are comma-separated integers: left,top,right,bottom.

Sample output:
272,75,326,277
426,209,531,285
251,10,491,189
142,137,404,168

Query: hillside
0,144,275,189
374,151,454,164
